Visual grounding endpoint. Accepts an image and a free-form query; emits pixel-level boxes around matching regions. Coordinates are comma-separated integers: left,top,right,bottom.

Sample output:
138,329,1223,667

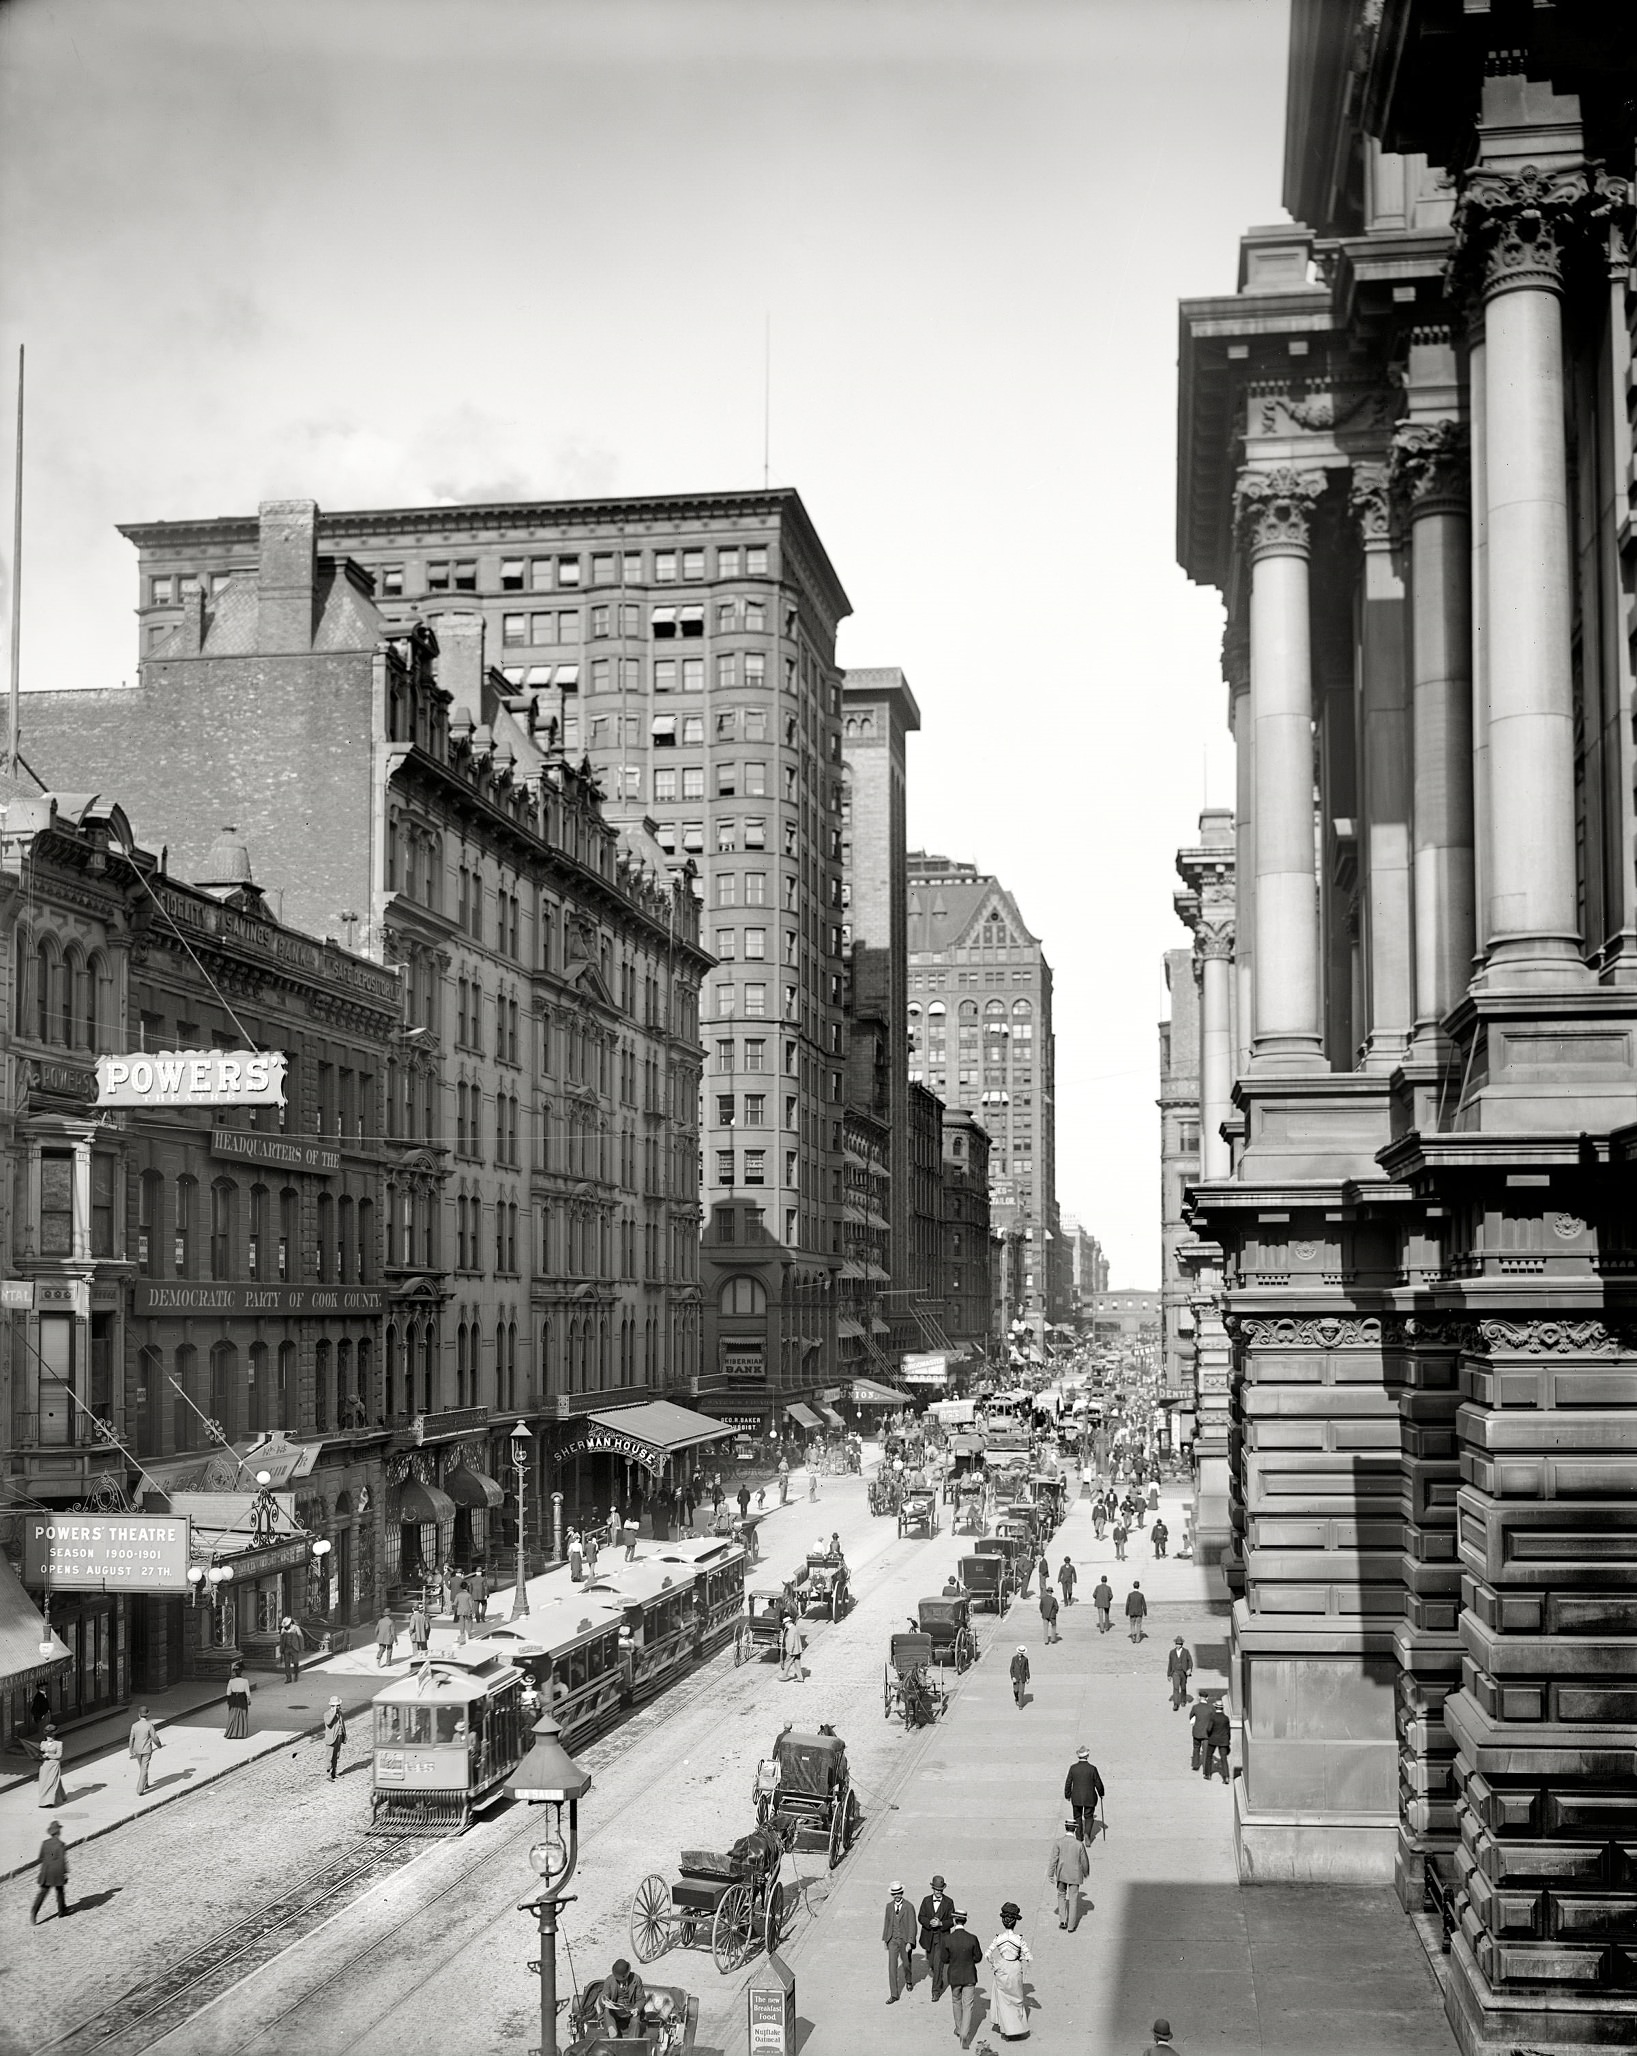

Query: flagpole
8,344,22,779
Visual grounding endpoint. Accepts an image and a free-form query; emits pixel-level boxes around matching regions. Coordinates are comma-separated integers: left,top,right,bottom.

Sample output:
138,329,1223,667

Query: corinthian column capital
1389,419,1469,521
1233,466,1328,562
1449,162,1634,305
1347,462,1394,548
1195,919,1235,963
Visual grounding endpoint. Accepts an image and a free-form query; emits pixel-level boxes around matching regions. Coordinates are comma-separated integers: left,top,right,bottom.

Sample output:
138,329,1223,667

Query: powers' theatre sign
24,1515,191,1592
97,1050,287,1108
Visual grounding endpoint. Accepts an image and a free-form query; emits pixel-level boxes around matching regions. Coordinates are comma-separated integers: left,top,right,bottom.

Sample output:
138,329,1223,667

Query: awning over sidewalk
400,1478,457,1526
443,1462,503,1509
0,1557,70,1694
785,1402,823,1431
567,1401,738,1477
816,1402,846,1430
850,1377,913,1408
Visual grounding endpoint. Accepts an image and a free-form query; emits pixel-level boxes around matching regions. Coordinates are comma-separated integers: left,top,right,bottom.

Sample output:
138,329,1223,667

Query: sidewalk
0,1456,841,1883
770,1481,1454,2056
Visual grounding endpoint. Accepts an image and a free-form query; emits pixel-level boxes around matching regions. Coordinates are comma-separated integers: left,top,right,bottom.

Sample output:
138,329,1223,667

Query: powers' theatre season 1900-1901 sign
24,1514,192,1591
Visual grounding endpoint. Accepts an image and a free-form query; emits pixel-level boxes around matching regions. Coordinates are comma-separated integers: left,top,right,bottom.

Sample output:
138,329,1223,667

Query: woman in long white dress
988,1900,1033,2040
34,1724,64,1808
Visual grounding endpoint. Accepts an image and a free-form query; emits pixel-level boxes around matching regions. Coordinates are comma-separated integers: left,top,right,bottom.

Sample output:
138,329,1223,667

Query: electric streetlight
510,1711,592,2056
510,1419,532,1620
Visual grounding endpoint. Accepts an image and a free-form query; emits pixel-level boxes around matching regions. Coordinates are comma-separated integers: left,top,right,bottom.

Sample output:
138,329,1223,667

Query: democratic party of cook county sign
24,1514,192,1592
96,1050,287,1108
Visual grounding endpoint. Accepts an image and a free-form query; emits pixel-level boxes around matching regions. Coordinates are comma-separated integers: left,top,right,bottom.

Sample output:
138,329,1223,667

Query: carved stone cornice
1221,621,1250,698
1226,1314,1381,1349
1449,162,1635,307
1473,1318,1631,1359
1389,420,1469,521
1233,466,1328,563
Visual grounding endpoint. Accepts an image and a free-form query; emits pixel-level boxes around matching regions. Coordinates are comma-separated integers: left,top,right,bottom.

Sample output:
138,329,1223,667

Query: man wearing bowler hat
919,1873,956,1999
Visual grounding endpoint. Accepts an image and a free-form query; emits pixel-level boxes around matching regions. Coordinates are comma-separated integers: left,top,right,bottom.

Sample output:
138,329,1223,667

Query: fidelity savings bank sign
96,1050,287,1108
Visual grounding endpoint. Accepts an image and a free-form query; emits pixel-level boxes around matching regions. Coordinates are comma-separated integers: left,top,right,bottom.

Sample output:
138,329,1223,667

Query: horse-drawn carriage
733,1574,806,1665
628,1823,788,1975
883,1629,946,1727
565,1980,699,2054
867,1471,904,1518
897,1485,940,1539
753,1725,860,1869
918,1592,977,1673
954,1478,987,1535
800,1550,852,1620
1029,1473,1066,1532
959,1547,1013,1614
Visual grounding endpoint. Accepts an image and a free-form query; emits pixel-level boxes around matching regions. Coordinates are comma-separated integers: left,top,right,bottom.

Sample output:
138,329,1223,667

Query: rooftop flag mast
8,345,21,780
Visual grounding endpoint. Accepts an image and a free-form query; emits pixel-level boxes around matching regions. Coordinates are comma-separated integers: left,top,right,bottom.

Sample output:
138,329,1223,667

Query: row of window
134,1174,375,1286
454,1082,523,1165
454,980,522,1063
911,997,1036,1019
406,543,772,598
454,1195,522,1275
14,936,112,1051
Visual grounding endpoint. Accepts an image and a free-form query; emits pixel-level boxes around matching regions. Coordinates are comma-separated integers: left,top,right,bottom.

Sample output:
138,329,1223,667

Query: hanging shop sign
901,1351,951,1387
559,1424,668,1476
1,1279,36,1310
96,1050,287,1109
24,1513,191,1592
27,1058,98,1105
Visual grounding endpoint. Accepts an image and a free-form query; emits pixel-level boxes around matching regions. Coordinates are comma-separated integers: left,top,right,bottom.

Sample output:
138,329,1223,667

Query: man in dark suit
1064,1747,1105,1840
943,1911,983,2047
918,1874,956,2000
883,1880,918,2000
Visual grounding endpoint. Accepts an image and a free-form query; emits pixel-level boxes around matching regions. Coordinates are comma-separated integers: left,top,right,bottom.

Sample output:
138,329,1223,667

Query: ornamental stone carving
1389,419,1469,519
1233,466,1329,561
1195,919,1235,962
1228,1315,1381,1349
1449,161,1635,305
1475,1318,1628,1357
1348,463,1394,546
1221,621,1250,696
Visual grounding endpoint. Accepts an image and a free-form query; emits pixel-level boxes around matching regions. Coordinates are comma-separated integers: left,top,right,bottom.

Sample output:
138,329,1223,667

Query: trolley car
370,1648,530,1831
653,1537,749,1657
587,1562,702,1705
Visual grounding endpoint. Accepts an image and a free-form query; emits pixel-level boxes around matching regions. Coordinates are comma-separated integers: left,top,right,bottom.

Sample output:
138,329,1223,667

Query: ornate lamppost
511,1711,591,2056
509,1418,532,1620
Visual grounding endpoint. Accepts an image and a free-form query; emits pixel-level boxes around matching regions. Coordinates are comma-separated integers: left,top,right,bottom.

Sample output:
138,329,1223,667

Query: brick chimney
256,499,318,650
433,610,487,720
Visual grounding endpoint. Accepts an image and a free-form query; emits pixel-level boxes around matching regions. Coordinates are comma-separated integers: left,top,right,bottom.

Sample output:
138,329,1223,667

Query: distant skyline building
906,852,1060,1340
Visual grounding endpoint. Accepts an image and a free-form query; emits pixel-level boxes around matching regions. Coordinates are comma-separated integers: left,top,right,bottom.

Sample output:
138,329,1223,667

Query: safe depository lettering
96,1049,287,1108
24,1514,191,1591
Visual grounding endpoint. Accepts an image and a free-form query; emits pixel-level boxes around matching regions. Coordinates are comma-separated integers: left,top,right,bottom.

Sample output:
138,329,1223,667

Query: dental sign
96,1050,287,1108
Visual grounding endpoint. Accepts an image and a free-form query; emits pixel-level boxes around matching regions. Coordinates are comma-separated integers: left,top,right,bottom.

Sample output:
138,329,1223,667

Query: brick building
939,1107,992,1361
77,489,846,1428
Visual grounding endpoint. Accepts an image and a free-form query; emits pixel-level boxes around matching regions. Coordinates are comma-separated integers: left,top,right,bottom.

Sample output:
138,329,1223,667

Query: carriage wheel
830,1589,839,1622
763,1880,786,1954
630,1874,673,1962
712,1882,755,1973
955,1627,975,1672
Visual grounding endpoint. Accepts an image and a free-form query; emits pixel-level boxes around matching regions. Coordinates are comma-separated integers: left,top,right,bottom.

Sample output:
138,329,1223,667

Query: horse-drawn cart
628,1824,787,1975
883,1629,946,1727
897,1486,940,1539
753,1725,860,1870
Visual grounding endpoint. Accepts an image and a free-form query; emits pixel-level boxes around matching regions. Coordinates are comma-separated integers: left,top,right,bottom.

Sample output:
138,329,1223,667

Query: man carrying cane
1064,1746,1105,1842
1167,1635,1193,1710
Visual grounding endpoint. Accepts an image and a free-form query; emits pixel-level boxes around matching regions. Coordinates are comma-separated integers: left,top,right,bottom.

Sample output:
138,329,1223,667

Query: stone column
1234,467,1327,1072
1198,925,1234,1180
1467,318,1490,967
1454,166,1610,988
1350,465,1414,1069
1390,420,1474,1047
1225,630,1254,1076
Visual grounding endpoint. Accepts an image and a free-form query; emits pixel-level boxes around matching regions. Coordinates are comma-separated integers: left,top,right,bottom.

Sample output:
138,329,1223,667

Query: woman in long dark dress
224,1661,252,1740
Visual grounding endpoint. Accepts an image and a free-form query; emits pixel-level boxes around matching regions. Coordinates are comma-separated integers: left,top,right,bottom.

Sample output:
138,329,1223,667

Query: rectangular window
716,819,737,852
715,928,737,960
718,546,741,578
682,821,704,852
681,548,704,580
651,714,676,747
716,762,737,797
651,605,677,640
716,873,738,907
453,560,477,591
744,819,767,850
622,551,642,583
426,561,450,591
530,558,552,591
590,658,611,694
681,714,704,744
502,612,526,646
744,761,766,796
557,556,581,587
589,604,611,638
715,652,736,691
654,550,677,583
654,658,677,694
381,565,404,597
654,768,678,800
744,651,766,688
91,1155,116,1258
745,871,767,905
785,1150,798,1184
745,600,767,631
500,558,525,590
716,600,737,633
746,545,768,575
591,552,616,585
530,612,556,645
39,1151,73,1256
679,604,704,637
682,767,704,799
745,1093,766,1125
150,574,175,605
744,1038,766,1071
745,983,767,1017
715,981,736,1015
716,1094,735,1125
743,1149,766,1185
681,657,704,693
716,1150,734,1184
744,927,767,960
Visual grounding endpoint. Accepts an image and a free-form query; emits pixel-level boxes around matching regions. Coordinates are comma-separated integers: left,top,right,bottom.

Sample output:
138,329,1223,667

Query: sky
0,0,1291,1289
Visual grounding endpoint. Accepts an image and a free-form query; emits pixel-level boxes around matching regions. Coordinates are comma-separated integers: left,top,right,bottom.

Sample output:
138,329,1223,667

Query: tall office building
906,853,1059,1339
106,489,850,1425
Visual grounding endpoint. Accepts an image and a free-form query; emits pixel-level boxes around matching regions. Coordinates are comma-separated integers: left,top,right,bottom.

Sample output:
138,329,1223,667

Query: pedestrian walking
1009,1644,1030,1709
279,1615,304,1683
1112,1520,1128,1561
808,1467,819,1502
224,1662,252,1739
1144,2019,1182,2054
943,1911,983,2048
710,1477,724,1517
29,1722,64,1808
323,1696,347,1779
1064,1746,1104,1841
409,1599,431,1657
1092,1576,1114,1634
1035,1552,1050,1603
622,1516,641,1561
1039,1585,1060,1644
375,1609,397,1667
680,1487,697,1537
988,1903,1032,2041
128,1706,161,1795
1092,1503,1106,1540
30,1823,69,1924
1152,1517,1169,1559
779,1613,804,1683
919,1875,956,1998
1167,1636,1193,1710
1148,1484,1160,1517
1047,1823,1090,1932
584,1530,599,1580
777,1455,790,1506
453,1583,478,1644
882,1881,917,2002
1205,1699,1232,1783
29,1685,51,1736
1058,1558,1076,1607
471,1568,488,1620
1190,1696,1214,1772
1125,1581,1148,1643
737,1483,752,1522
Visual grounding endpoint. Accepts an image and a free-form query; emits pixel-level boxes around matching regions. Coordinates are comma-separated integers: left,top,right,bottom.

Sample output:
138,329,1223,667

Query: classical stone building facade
1178,6,1636,2050
939,1107,993,1361
1157,944,1201,1407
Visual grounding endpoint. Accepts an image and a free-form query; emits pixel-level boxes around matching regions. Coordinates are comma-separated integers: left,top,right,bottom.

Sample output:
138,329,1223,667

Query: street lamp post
509,1711,592,2056
510,1419,532,1620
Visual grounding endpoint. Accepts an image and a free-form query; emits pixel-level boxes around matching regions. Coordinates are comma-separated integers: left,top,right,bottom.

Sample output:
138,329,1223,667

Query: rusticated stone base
1232,1776,1398,1884
1444,1926,1637,2055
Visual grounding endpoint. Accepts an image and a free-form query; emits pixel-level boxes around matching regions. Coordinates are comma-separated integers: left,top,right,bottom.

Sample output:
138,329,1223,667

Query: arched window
173,1344,197,1452
314,1339,331,1433
35,936,56,1043
280,1188,298,1280
385,1324,399,1419
357,1337,373,1422
174,1176,196,1275
507,1320,517,1411
338,1195,355,1284
337,1338,354,1425
423,1325,437,1412
1011,996,1033,1017
358,1199,374,1284
248,1341,267,1435
277,1341,295,1430
316,1193,333,1282
959,999,978,1020
210,1340,239,1444
985,999,1005,1018
139,1170,163,1276
495,1319,506,1409
718,1273,767,1316
456,1321,469,1408
210,1180,235,1279
928,1000,946,1021
385,1059,398,1139
247,1184,267,1280
58,945,80,1047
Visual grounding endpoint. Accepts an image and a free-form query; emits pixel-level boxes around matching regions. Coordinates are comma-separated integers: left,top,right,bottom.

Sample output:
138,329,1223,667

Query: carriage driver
597,1958,647,2039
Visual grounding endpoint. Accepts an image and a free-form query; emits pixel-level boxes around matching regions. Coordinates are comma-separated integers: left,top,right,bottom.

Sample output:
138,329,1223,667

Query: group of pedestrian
881,1877,1024,2046
1190,1693,1232,1782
